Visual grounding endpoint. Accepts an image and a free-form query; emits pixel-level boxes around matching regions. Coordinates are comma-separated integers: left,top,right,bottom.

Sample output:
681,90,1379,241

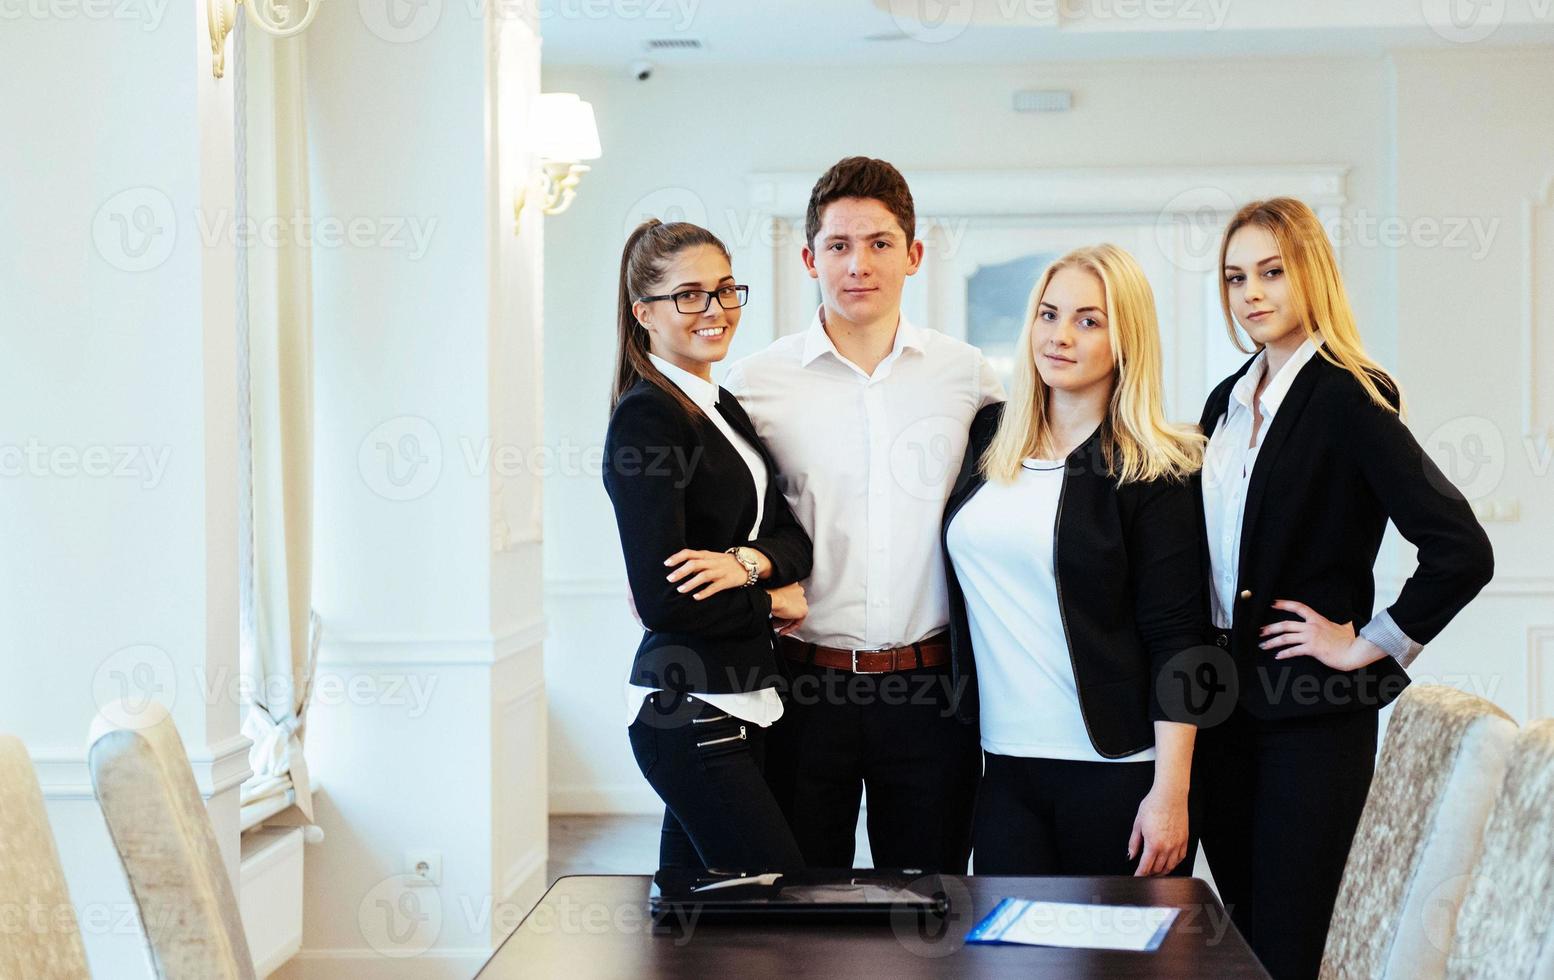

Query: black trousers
760,661,981,873
1195,702,1378,980
972,752,1195,877
627,692,805,872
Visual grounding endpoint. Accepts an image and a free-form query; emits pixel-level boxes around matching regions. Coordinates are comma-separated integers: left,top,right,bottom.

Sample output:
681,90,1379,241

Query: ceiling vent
643,38,704,51
1013,89,1074,112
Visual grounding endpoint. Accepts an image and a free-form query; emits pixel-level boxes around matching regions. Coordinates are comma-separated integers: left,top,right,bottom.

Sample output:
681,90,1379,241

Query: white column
296,0,547,974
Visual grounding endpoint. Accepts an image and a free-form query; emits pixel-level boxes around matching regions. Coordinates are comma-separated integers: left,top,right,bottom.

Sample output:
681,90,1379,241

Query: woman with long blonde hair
1193,198,1493,980
942,243,1207,877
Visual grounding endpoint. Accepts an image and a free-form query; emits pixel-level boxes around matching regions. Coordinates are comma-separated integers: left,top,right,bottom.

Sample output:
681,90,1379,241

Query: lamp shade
531,93,601,162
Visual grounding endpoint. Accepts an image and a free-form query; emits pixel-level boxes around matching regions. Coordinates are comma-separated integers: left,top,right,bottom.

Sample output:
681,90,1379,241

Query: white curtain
238,23,319,834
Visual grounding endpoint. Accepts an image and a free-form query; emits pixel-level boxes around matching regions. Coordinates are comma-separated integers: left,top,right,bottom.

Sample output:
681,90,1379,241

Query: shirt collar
1230,336,1322,416
799,305,926,368
647,353,718,410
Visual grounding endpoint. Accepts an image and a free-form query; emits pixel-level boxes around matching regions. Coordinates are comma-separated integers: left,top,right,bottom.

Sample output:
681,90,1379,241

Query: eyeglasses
638,284,750,314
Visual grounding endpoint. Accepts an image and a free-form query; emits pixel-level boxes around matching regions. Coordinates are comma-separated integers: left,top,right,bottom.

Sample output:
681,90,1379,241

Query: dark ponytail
613,218,731,421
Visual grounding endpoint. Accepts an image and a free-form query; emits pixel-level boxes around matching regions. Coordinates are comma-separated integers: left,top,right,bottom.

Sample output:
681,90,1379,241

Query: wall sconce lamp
208,0,321,79
514,93,602,234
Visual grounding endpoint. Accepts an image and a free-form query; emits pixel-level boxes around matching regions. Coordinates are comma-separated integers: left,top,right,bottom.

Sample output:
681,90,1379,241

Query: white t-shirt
946,459,1155,763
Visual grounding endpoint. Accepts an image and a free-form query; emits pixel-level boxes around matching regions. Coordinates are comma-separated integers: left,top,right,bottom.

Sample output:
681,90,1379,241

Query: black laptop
649,868,950,922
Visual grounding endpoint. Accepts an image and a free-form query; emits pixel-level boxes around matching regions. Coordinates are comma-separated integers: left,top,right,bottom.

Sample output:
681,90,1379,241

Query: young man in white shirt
722,157,1004,872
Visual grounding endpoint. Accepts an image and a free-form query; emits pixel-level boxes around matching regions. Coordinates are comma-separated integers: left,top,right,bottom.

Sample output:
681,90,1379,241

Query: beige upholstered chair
0,735,92,979
1446,718,1554,980
88,702,257,980
1320,685,1518,980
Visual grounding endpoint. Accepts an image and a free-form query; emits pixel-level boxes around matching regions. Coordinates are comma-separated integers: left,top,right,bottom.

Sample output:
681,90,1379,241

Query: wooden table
476,874,1270,978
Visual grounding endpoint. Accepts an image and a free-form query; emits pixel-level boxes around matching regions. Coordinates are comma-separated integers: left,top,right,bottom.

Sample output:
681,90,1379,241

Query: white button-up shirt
1202,338,1322,630
722,308,1005,650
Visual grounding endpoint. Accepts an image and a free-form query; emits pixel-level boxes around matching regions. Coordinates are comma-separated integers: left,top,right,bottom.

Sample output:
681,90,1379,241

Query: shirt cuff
1360,610,1424,669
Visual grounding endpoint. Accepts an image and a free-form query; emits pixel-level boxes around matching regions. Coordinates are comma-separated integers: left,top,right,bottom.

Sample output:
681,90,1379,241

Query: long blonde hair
981,244,1203,485
1218,197,1400,413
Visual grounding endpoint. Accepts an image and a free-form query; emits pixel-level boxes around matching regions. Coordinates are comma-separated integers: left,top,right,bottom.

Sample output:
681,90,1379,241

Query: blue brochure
965,897,1179,952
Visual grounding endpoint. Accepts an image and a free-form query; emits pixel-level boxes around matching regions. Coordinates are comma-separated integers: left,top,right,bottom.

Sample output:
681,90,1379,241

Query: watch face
733,550,757,582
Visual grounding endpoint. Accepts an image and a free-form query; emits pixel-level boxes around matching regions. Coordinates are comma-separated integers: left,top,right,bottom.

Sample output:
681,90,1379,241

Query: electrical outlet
405,850,442,887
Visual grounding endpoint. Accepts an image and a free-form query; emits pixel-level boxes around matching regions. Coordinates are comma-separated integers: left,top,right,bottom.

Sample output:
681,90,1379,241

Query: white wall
541,50,1554,812
0,5,244,977
1390,48,1554,722
282,1,548,976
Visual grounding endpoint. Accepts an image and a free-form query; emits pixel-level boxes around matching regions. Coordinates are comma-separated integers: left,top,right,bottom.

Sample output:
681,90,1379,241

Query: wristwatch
725,547,760,588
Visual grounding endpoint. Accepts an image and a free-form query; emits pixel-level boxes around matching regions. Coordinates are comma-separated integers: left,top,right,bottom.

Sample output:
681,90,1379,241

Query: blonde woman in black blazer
1194,198,1494,980
941,244,1206,880
603,219,811,872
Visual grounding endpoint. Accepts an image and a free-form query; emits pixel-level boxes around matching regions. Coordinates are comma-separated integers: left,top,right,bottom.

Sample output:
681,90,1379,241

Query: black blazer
942,402,1207,758
603,378,813,695
1198,352,1494,719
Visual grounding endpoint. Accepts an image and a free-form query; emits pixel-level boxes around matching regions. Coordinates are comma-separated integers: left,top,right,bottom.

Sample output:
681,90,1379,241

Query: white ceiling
537,0,1554,68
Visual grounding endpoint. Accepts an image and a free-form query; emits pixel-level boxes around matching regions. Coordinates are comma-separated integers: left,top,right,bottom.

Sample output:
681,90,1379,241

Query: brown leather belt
778,632,950,674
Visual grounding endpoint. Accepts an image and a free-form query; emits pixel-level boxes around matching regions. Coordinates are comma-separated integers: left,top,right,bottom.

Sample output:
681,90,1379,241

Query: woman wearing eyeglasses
603,218,811,871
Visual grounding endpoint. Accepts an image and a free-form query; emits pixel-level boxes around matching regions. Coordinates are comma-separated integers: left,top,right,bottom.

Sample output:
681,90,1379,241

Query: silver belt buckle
851,647,891,674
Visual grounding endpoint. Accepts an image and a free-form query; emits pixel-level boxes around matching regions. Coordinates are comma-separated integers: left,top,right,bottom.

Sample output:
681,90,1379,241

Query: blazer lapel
713,392,770,468
1198,353,1257,627
943,458,983,532
712,394,770,526
1235,354,1324,585
713,391,753,438
1201,354,1257,438
944,403,1006,527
